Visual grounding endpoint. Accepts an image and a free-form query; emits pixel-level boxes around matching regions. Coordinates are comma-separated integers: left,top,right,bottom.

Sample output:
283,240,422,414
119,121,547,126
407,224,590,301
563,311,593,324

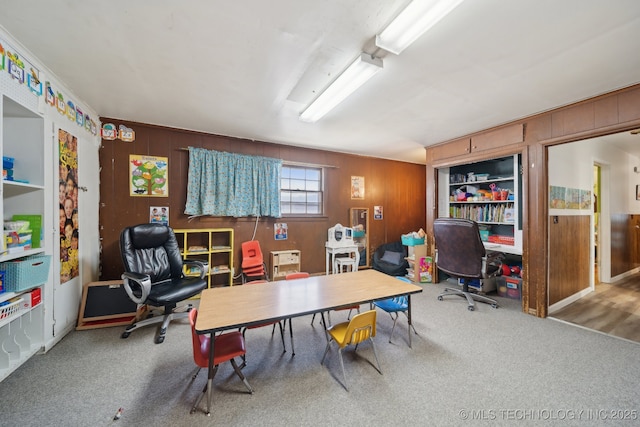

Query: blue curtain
185,147,282,217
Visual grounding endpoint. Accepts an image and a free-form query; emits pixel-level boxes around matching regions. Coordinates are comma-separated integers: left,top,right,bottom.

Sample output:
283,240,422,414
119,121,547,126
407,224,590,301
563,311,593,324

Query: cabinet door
431,138,470,161
470,123,524,153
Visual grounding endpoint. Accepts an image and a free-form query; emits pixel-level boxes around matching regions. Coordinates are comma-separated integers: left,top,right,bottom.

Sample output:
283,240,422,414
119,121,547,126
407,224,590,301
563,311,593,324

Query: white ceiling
1,0,640,164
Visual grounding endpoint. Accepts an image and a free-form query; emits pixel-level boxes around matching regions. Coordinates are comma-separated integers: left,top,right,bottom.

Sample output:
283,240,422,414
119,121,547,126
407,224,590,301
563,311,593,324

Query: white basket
0,297,23,326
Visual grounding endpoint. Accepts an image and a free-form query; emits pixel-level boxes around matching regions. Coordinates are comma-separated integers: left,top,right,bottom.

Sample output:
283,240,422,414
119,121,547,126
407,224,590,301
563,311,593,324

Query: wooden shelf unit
270,250,301,280
173,228,234,287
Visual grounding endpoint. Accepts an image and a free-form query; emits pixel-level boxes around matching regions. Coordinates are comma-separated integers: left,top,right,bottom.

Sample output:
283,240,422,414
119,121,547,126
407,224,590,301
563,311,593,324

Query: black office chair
433,218,503,311
119,223,207,343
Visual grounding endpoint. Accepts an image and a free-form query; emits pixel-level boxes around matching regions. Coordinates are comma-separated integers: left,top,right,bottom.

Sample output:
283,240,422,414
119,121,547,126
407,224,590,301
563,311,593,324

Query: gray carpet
1,281,638,427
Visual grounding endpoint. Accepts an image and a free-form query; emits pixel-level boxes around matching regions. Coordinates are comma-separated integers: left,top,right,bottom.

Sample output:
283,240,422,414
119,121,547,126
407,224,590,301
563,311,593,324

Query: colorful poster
129,155,168,197
274,223,288,240
351,176,365,200
58,128,79,284
150,206,169,225
374,205,383,220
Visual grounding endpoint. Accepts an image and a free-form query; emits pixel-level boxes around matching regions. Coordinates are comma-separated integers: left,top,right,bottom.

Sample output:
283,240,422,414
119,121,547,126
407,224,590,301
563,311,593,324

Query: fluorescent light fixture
376,0,464,55
300,53,383,122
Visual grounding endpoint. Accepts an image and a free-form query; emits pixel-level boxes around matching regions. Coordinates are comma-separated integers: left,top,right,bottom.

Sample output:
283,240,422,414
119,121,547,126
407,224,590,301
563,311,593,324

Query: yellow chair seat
321,310,381,390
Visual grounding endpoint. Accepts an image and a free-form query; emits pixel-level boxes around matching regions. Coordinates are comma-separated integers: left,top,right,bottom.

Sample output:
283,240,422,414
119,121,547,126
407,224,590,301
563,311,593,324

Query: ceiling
1,0,639,164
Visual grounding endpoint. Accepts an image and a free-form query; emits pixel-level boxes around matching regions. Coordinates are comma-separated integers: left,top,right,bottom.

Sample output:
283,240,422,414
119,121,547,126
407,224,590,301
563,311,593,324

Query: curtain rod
178,147,338,169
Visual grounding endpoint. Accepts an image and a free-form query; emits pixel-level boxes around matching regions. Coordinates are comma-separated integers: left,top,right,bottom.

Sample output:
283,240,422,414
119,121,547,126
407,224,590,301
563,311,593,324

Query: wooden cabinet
0,95,48,382
173,228,234,287
431,138,471,161
349,207,369,268
270,250,300,280
438,155,523,255
431,124,524,162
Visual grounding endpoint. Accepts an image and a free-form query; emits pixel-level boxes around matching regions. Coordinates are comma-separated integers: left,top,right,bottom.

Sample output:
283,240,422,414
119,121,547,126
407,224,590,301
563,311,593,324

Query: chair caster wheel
467,306,474,311
121,332,130,339
190,408,196,414
491,304,498,309
437,296,443,301
155,335,165,344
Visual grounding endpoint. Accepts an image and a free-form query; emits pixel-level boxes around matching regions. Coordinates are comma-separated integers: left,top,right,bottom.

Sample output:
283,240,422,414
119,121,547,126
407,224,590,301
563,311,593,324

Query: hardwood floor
550,273,640,343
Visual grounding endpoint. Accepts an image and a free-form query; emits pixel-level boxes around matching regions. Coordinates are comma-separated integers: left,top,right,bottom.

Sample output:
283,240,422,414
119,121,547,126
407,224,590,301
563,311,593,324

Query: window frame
280,163,325,217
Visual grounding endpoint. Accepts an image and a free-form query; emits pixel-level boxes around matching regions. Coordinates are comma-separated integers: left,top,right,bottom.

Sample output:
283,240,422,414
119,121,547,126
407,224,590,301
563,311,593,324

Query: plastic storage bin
0,255,52,292
401,235,425,246
497,276,521,299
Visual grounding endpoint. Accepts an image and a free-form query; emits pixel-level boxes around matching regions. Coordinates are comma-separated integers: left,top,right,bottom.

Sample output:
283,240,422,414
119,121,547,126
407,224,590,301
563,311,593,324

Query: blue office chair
373,291,418,348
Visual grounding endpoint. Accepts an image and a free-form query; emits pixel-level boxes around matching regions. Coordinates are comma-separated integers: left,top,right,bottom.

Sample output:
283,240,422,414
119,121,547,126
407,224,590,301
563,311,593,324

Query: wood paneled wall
548,215,590,305
98,119,426,283
425,83,640,317
611,213,640,277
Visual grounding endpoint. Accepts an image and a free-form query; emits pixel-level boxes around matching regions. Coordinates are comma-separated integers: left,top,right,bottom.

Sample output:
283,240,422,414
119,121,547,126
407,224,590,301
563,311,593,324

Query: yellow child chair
321,310,382,391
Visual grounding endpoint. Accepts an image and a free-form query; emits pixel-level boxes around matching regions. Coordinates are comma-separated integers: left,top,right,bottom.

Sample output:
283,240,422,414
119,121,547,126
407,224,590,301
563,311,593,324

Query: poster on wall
351,176,365,200
59,128,79,284
150,206,169,225
129,155,168,197
374,205,383,220
275,223,288,240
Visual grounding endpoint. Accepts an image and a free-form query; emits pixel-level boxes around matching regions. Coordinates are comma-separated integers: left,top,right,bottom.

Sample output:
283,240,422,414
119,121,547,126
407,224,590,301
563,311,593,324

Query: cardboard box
21,287,42,309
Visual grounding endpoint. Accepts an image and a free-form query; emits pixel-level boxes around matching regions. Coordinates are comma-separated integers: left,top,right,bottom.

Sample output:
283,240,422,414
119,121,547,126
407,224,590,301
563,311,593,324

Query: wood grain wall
611,213,640,277
548,215,590,306
98,119,426,283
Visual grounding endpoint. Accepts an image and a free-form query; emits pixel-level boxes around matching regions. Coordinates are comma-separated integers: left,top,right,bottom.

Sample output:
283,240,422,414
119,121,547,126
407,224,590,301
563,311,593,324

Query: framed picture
351,176,365,200
636,185,640,201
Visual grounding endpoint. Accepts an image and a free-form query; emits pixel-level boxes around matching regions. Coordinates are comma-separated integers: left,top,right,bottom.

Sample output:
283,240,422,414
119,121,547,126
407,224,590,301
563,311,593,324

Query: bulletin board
76,280,139,330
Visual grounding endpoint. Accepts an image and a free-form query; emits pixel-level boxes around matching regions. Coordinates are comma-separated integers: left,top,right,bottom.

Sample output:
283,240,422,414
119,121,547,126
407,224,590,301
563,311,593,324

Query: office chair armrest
121,272,152,304
184,260,207,278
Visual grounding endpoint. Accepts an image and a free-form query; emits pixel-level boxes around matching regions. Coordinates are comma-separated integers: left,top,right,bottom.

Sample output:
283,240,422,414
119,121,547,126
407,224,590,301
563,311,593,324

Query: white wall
0,25,101,350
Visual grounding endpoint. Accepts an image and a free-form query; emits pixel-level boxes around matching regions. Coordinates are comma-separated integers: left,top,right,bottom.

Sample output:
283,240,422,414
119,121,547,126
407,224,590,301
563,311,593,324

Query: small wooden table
195,269,422,415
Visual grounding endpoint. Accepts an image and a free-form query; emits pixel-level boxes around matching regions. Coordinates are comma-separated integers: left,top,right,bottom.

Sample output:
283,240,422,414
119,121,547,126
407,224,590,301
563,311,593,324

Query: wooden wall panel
548,215,590,306
618,86,640,124
471,123,524,152
611,213,631,277
98,119,426,283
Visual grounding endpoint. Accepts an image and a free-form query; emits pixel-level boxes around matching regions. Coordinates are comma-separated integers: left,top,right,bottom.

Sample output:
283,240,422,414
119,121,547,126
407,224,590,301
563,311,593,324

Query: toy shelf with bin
404,243,433,284
270,250,301,280
173,228,234,287
437,154,523,255
0,94,48,382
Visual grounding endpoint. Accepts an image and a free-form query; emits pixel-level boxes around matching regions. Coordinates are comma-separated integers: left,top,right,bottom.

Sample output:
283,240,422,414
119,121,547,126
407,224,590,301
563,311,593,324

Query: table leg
288,318,295,356
325,250,330,275
407,294,412,348
205,333,215,416
320,312,329,342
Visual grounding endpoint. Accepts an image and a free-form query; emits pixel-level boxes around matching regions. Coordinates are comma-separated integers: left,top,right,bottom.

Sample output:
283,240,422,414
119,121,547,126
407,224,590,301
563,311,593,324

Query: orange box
21,287,42,309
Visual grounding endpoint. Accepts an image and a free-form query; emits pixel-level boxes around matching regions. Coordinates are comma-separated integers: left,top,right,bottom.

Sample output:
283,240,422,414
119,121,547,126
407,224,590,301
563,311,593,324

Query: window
280,165,323,215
